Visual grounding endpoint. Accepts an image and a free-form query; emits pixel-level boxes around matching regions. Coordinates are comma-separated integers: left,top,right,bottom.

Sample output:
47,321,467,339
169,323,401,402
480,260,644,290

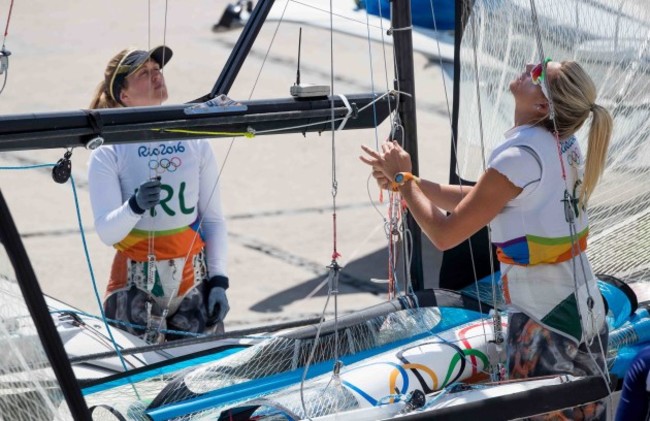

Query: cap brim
130,45,173,75
148,45,173,69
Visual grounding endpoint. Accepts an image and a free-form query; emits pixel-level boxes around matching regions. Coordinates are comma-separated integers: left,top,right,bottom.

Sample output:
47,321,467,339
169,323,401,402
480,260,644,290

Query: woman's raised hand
360,141,413,183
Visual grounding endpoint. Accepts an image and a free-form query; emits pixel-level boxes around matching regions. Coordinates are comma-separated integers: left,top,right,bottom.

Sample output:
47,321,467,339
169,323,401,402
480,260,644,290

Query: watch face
395,173,404,183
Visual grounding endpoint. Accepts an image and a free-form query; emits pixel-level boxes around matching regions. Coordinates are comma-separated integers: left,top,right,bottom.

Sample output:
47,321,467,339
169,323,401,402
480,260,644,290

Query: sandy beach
0,0,451,328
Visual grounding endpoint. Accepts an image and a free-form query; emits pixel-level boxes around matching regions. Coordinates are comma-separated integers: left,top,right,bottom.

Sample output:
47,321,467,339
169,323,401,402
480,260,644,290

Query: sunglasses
530,57,552,100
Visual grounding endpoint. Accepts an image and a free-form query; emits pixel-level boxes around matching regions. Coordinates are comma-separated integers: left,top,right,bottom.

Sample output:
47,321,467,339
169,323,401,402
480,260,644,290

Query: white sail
455,0,650,287
0,263,72,419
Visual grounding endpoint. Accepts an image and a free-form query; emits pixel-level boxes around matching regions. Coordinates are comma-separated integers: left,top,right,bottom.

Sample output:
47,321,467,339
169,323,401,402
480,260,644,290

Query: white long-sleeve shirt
88,139,227,278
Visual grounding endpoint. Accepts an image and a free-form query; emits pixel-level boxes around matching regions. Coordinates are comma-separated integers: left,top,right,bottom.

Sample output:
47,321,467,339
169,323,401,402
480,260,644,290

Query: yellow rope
157,128,255,138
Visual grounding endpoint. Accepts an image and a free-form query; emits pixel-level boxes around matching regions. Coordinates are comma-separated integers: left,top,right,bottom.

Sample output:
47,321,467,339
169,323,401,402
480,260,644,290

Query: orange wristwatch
391,172,419,191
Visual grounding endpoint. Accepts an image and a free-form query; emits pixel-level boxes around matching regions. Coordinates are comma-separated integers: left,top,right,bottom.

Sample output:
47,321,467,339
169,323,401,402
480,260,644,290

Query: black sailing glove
129,178,162,214
206,275,230,326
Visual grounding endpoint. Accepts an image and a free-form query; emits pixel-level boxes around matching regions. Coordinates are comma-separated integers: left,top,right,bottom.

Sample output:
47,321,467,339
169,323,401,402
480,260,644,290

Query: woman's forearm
417,179,472,212
398,169,520,251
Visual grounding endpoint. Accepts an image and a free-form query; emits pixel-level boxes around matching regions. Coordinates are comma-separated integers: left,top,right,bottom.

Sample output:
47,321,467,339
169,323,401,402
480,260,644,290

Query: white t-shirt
488,144,541,194
488,125,588,264
487,125,604,343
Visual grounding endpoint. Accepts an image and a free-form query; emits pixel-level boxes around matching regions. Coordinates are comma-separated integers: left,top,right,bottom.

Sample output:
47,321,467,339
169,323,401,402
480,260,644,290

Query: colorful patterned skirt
507,312,609,420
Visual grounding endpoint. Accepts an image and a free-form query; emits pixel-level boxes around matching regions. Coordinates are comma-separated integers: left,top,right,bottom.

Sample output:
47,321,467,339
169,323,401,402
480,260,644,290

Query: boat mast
207,0,276,99
450,0,472,185
391,0,426,293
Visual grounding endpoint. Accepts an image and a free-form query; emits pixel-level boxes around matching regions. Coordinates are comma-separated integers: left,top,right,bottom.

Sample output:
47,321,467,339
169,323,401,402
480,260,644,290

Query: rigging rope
142,0,174,345
363,3,381,151
0,0,14,95
170,4,398,344
374,0,396,130
359,1,409,297
526,0,613,404
69,174,142,398
467,4,505,380
424,0,488,323
158,128,255,138
148,0,151,49
386,192,401,298
1,0,14,49
0,162,142,398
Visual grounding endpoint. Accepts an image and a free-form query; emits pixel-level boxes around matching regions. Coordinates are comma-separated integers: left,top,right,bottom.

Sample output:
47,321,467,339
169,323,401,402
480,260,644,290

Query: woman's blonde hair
89,49,130,109
545,61,613,206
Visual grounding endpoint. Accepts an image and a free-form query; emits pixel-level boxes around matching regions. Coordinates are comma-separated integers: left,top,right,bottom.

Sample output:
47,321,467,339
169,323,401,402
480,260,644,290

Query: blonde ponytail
546,61,614,206
582,103,613,205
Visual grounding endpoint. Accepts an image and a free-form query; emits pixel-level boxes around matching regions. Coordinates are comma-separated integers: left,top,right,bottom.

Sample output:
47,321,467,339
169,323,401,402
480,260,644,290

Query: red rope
387,197,393,299
3,0,14,43
554,131,567,180
331,212,341,260
387,193,399,299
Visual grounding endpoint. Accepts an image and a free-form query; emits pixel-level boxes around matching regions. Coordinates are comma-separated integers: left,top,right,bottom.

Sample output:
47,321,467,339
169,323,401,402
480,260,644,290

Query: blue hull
363,0,455,31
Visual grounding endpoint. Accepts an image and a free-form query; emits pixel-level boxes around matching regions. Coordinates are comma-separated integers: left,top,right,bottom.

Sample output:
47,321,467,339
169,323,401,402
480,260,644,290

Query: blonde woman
88,47,230,342
362,60,613,419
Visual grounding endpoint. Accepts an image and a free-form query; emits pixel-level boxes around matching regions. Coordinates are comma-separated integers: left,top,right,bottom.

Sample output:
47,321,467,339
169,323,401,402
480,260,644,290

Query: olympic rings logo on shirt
567,150,581,167
149,156,182,174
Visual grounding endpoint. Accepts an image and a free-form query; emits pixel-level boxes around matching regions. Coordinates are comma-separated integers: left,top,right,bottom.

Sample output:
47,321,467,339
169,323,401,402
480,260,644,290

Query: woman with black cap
88,46,230,343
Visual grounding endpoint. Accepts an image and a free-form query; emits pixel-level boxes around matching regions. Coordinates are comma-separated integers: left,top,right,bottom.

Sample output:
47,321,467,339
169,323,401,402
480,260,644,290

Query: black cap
109,45,173,104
